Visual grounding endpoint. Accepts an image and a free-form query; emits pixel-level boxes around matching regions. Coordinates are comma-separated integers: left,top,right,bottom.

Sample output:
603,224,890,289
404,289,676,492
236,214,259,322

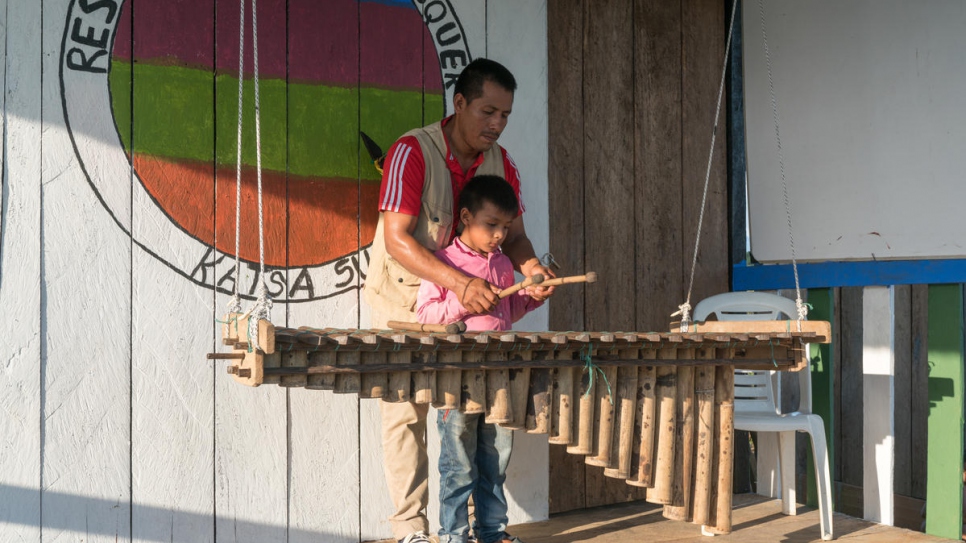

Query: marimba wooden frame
207,315,831,536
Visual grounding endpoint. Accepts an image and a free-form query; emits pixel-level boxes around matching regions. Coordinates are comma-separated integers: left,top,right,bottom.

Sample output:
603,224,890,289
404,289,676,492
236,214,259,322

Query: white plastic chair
693,291,834,540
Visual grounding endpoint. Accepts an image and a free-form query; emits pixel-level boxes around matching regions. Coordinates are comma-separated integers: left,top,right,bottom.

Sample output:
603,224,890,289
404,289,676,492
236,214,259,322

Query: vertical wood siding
547,0,728,513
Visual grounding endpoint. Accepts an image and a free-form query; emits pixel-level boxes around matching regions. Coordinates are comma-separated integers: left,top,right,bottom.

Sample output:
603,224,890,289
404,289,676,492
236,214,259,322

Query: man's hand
460,277,501,314
520,258,556,302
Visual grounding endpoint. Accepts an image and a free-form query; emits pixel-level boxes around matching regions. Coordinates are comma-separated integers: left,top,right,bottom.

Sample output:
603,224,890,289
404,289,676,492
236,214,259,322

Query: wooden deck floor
372,493,954,543
505,493,953,543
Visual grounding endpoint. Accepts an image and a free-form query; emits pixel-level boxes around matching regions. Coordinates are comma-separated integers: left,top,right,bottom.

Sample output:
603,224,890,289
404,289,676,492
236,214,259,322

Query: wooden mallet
387,320,467,334
498,274,545,299
535,271,597,288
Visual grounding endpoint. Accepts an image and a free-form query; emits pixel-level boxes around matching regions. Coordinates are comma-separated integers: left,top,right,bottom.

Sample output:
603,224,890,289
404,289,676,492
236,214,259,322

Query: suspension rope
758,0,807,325
226,0,247,318
246,0,273,351
674,0,739,332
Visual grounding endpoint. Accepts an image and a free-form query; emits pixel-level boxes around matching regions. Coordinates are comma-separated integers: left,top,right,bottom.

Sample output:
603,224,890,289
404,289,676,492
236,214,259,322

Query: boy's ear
459,208,472,225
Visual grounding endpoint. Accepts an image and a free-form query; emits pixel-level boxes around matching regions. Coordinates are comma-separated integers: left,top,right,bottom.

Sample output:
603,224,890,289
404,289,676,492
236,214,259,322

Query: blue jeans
437,409,513,543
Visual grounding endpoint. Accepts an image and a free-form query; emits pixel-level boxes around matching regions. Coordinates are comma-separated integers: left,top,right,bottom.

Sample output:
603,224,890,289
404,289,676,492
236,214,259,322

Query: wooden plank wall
547,0,728,513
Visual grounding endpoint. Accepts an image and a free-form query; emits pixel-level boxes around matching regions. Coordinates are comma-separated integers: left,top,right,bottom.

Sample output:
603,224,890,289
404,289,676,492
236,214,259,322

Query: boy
416,175,541,543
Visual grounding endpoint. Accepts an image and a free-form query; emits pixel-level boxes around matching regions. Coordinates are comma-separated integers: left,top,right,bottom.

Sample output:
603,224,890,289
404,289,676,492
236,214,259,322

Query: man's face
453,80,514,154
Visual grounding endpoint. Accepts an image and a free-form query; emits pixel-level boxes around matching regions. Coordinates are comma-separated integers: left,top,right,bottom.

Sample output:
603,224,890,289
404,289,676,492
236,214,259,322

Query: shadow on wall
0,483,358,543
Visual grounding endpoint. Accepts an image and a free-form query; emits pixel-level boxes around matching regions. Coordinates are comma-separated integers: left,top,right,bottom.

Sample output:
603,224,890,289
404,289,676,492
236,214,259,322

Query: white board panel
122,0,216,538
485,0,550,524
358,394,392,540
131,252,215,542
0,0,41,539
743,1,966,263
43,0,132,539
288,288,361,543
214,280,287,542
862,286,895,525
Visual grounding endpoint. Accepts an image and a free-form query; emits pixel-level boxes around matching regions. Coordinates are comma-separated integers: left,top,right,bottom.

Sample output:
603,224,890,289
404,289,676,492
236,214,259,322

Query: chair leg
757,432,781,499
807,419,834,540
778,431,797,515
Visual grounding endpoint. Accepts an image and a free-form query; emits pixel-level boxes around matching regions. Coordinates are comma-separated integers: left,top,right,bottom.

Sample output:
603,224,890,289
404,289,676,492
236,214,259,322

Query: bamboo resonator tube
210,316,831,534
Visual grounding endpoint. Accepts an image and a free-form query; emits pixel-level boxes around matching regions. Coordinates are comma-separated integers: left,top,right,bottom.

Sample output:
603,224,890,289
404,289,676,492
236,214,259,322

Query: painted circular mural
60,0,471,302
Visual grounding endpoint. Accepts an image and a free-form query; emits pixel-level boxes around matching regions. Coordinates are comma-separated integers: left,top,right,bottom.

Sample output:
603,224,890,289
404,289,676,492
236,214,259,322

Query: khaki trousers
371,307,431,539
371,307,477,539
381,399,431,539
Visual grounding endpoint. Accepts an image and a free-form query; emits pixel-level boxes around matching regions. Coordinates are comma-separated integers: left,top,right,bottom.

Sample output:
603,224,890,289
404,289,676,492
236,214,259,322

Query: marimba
209,315,830,535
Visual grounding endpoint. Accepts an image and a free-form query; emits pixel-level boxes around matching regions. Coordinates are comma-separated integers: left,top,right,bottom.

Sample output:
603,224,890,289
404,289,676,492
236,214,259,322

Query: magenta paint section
129,0,218,69
360,1,424,90
215,0,290,79
113,0,442,91
423,24,443,93
287,0,360,85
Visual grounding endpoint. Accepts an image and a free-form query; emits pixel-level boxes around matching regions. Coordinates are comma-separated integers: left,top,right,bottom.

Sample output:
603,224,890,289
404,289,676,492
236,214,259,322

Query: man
363,58,554,543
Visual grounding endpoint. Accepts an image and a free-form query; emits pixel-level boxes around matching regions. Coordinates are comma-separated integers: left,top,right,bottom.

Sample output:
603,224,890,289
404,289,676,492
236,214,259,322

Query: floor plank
368,493,954,542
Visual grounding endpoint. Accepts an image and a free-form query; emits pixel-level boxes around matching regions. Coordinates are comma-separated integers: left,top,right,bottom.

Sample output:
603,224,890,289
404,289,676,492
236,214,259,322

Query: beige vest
363,121,506,323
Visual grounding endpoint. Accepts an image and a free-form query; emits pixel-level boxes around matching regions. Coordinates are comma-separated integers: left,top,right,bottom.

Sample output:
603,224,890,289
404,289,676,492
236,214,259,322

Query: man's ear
453,92,466,113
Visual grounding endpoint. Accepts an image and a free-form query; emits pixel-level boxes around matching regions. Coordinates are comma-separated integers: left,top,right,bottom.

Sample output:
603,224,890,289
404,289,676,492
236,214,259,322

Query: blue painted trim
732,259,966,290
361,0,415,9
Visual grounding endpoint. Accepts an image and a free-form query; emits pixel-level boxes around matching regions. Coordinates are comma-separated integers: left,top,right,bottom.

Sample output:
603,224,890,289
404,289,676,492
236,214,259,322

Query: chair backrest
692,291,810,415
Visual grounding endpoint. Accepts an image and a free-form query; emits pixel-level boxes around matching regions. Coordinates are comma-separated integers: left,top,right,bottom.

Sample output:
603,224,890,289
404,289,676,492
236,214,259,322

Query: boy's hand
520,259,556,302
460,277,501,314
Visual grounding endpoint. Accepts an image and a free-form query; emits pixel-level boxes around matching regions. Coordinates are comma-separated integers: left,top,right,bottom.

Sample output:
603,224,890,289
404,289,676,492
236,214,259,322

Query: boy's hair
454,58,517,104
459,175,518,218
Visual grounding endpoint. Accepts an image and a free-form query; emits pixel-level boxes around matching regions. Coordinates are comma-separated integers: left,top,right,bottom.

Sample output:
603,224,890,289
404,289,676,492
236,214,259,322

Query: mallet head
585,271,597,283
444,322,466,334
530,273,545,284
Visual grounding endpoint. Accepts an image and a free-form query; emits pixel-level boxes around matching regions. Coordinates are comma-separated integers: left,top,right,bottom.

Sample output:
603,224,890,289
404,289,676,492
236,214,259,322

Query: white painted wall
0,1,549,541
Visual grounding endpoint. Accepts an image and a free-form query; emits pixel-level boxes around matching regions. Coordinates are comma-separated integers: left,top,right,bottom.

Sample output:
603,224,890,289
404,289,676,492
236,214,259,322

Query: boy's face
459,201,515,255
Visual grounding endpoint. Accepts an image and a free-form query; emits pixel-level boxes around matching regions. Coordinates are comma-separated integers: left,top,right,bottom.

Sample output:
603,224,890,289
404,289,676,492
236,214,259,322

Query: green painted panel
925,284,965,540
287,82,361,179
128,63,216,162
214,74,288,171
807,288,834,509
109,61,133,151
112,61,432,181
422,92,445,126
357,87,430,181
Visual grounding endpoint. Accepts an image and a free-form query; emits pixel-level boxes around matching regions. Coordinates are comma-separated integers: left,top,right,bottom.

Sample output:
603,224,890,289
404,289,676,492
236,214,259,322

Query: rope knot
795,298,808,321
247,282,274,352
226,294,242,316
672,302,692,332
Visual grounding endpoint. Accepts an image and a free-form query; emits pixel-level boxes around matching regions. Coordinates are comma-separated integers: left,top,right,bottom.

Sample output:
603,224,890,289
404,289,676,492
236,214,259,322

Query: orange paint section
133,154,379,267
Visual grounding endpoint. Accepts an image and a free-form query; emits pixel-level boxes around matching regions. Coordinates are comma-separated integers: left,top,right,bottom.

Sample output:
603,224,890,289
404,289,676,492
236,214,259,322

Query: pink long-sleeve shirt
416,237,542,331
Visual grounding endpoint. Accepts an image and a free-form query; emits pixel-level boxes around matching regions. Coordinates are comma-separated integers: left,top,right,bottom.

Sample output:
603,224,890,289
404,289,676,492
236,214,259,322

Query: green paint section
109,60,437,181
423,93,445,126
214,74,291,173
359,86,428,180
109,61,133,150
806,288,834,510
129,63,216,162
925,284,965,540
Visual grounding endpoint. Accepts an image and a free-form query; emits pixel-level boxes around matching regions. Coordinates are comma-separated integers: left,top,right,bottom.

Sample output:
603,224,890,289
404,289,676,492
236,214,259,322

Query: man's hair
459,175,518,218
454,58,517,103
